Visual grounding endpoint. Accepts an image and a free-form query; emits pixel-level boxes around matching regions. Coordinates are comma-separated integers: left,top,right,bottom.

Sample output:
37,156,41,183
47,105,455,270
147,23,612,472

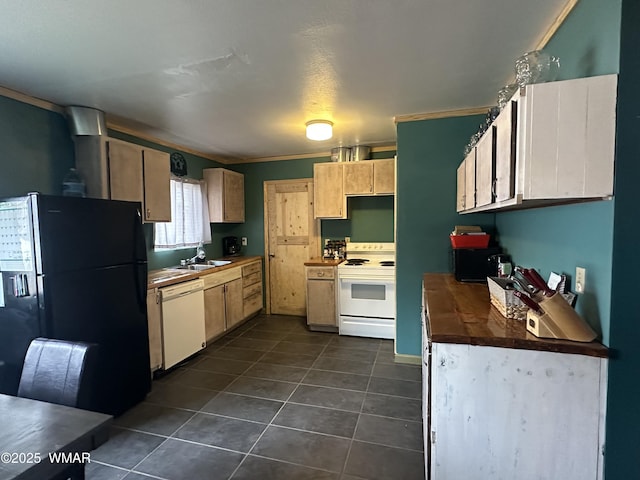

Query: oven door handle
339,274,395,282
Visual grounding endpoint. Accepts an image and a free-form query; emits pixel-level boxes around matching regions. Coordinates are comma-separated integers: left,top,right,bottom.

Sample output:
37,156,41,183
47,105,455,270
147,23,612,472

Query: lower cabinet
305,265,338,331
242,260,263,319
425,341,607,480
203,267,243,343
146,288,163,372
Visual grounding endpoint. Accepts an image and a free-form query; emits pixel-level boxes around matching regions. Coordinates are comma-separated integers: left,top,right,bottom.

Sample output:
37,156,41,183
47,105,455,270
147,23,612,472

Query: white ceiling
0,0,568,161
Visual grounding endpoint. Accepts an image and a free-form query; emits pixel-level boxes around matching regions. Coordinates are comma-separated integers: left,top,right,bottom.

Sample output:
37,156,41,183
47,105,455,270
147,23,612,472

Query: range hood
66,106,109,198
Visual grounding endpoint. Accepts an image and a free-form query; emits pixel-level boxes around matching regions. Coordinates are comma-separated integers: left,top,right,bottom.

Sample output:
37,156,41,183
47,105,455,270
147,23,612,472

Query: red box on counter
450,234,490,249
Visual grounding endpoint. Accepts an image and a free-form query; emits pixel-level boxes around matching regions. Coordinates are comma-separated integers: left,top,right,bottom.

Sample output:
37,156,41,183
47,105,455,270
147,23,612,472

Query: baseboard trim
394,353,421,365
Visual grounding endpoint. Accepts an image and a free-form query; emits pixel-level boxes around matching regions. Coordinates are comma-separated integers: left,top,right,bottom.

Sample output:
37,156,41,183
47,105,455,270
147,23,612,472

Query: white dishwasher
159,278,206,369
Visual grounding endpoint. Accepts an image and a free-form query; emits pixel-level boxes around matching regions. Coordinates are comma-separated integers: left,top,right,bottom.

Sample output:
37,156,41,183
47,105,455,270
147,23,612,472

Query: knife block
526,293,597,342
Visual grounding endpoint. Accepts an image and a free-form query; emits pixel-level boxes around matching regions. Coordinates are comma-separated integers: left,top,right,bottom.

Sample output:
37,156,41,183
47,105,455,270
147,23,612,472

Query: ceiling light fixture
305,120,333,141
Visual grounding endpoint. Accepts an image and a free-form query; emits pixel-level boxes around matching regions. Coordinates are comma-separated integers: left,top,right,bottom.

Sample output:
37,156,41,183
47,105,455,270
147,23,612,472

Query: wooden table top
423,273,608,358
0,394,112,480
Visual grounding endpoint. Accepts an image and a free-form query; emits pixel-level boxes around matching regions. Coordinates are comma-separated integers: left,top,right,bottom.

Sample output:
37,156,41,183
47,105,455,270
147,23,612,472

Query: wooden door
373,159,395,194
344,162,374,194
108,140,143,203
313,163,345,218
265,179,320,315
142,148,171,222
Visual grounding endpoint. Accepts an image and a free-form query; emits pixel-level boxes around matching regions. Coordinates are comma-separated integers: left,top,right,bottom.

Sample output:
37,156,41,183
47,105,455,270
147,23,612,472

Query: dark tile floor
88,315,425,480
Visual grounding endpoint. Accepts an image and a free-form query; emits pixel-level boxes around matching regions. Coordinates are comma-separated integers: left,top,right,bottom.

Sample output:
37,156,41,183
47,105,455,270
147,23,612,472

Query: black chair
18,337,98,409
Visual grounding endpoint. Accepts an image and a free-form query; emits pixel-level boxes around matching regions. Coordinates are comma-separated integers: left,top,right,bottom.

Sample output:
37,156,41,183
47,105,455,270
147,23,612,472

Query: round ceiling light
305,120,333,141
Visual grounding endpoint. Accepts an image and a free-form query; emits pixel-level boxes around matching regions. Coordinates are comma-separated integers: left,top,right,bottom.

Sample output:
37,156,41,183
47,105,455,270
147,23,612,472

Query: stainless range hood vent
65,106,106,136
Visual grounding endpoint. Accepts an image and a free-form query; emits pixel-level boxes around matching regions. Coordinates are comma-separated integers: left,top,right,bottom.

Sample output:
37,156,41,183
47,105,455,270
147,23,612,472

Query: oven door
338,274,396,319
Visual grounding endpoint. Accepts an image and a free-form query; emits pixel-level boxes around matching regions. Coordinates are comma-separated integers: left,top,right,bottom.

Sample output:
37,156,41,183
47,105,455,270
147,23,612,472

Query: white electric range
337,242,396,339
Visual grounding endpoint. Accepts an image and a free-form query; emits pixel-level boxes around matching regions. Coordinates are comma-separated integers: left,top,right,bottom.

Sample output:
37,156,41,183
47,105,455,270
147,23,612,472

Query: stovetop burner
345,258,369,266
380,261,395,267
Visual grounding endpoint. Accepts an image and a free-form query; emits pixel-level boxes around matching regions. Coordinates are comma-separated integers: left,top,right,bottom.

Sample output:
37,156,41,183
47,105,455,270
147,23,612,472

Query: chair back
18,337,98,410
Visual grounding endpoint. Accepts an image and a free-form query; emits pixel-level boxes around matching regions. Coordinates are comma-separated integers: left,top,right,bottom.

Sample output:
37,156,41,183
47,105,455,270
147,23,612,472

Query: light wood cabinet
146,288,163,372
305,265,338,331
464,149,476,209
203,168,245,223
202,266,243,342
373,158,395,194
457,74,617,213
242,260,263,319
313,162,346,219
344,162,374,195
76,137,171,222
344,159,395,195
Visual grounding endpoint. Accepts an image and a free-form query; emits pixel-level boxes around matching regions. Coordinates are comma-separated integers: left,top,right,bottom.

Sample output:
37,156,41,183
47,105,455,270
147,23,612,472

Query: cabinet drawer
244,292,263,316
243,282,262,299
306,267,334,279
242,261,262,276
243,271,262,287
202,267,242,289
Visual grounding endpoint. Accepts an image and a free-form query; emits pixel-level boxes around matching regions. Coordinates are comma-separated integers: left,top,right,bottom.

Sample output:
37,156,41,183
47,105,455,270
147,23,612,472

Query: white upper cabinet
458,74,617,213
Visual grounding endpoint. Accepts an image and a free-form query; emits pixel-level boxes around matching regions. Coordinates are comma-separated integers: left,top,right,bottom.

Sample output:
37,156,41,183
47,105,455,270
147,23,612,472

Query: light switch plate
241,237,247,246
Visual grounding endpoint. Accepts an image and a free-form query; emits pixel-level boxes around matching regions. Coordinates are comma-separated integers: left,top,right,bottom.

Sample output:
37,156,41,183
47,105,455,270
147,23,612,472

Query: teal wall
604,1,640,478
0,98,74,197
396,116,495,355
494,0,621,344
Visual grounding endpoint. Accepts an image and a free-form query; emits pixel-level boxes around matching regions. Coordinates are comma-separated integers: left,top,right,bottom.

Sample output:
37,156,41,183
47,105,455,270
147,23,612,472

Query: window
154,176,211,250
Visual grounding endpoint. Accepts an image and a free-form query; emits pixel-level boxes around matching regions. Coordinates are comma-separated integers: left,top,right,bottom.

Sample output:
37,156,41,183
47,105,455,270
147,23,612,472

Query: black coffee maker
222,236,241,256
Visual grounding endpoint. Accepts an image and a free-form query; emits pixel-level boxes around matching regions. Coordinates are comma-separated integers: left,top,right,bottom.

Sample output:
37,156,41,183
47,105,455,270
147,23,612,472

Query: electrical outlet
241,237,248,246
575,267,586,293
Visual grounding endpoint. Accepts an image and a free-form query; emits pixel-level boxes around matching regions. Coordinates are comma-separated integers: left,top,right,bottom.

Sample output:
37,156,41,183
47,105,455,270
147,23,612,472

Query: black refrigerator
0,193,150,415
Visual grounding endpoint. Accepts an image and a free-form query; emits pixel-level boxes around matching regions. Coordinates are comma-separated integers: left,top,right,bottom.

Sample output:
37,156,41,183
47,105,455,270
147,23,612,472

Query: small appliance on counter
222,236,241,256
323,239,346,259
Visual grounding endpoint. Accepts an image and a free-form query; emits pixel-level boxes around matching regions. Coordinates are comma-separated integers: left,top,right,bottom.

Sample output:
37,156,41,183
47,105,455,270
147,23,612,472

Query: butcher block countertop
148,256,262,289
304,258,344,267
423,273,608,358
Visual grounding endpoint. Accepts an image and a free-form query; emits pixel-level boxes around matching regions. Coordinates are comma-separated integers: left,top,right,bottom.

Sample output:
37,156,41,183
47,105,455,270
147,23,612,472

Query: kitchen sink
208,260,232,267
176,264,217,271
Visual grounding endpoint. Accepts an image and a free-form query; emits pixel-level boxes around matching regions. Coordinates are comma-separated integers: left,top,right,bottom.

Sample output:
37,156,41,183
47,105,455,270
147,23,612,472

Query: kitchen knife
513,289,544,314
525,268,555,297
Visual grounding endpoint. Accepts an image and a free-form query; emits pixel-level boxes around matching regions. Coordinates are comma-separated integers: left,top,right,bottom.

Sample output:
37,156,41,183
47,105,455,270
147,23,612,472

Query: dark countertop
304,258,344,267
423,273,608,358
148,256,262,289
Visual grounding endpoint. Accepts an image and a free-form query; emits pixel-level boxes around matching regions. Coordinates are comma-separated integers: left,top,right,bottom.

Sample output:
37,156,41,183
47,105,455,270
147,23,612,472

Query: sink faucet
187,243,206,264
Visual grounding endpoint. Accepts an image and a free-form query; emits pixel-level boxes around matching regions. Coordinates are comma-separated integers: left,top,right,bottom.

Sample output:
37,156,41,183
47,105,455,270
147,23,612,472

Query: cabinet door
344,162,374,195
431,343,605,480
146,289,163,371
464,149,476,209
223,170,245,222
475,126,495,207
313,163,346,218
456,161,466,212
373,159,395,194
306,278,336,326
225,278,244,329
142,149,171,222
521,74,616,199
108,141,143,203
494,99,517,202
204,285,226,342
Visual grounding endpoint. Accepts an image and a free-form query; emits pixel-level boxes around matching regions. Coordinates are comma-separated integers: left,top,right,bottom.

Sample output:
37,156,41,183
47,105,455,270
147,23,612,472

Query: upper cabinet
75,137,171,222
313,158,395,219
314,162,346,219
457,74,617,214
203,168,245,223
108,140,171,222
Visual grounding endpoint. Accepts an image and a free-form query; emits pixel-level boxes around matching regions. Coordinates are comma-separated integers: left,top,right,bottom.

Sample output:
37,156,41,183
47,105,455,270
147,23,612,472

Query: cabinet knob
318,272,324,277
